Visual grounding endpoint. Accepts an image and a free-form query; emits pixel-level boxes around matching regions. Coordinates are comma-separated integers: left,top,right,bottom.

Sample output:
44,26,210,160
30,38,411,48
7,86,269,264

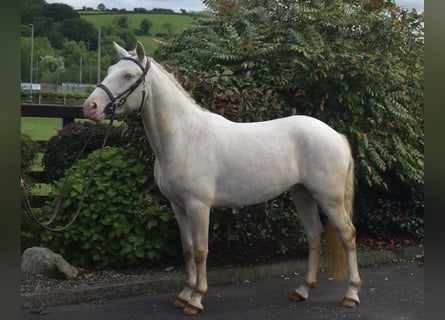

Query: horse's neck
142,63,204,159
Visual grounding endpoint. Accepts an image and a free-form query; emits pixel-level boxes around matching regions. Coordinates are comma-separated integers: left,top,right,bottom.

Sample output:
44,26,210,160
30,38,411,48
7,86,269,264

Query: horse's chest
153,161,183,205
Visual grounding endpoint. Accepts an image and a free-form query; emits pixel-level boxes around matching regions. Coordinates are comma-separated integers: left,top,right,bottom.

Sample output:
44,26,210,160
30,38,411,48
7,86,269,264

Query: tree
21,0,96,50
97,3,106,11
20,36,56,82
162,22,174,37
40,55,65,84
160,0,423,190
20,0,46,26
137,18,153,35
113,15,130,29
60,18,96,45
58,40,84,82
106,16,137,49
134,7,148,13
44,2,78,22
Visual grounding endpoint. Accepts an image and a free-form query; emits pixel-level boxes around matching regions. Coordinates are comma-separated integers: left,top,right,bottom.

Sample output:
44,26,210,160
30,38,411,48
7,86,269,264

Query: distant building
21,83,41,91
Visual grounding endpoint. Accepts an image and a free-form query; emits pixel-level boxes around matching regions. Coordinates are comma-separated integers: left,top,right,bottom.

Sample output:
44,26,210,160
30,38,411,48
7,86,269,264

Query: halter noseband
97,56,150,115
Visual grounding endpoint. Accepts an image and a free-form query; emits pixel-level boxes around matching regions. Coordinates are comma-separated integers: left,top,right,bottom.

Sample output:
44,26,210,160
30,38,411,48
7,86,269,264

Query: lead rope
21,112,117,232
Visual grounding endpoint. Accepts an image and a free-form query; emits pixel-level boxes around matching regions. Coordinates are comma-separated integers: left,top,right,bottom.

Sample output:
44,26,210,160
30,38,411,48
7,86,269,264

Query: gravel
21,266,183,295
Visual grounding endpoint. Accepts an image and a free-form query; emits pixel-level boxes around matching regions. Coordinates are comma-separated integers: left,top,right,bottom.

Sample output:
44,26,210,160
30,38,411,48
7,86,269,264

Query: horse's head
83,41,149,122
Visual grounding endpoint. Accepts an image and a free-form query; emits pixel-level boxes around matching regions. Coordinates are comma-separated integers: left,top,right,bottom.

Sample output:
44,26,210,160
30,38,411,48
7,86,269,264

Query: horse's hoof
289,291,306,302
173,297,187,308
341,296,359,308
182,303,203,316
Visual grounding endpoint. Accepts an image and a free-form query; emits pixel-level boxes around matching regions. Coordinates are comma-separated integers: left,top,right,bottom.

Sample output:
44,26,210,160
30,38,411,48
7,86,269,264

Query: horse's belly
212,166,299,207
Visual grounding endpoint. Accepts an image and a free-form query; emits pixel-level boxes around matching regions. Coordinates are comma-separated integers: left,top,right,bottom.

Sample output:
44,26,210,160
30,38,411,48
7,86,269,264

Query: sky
44,0,424,13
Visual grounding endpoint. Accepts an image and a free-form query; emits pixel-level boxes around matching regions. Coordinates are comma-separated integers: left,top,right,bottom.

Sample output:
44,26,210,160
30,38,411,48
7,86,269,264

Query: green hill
81,13,196,54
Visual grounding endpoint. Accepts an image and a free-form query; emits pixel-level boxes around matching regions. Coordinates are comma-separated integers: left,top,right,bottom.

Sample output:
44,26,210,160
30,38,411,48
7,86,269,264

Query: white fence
21,83,41,91
21,83,95,93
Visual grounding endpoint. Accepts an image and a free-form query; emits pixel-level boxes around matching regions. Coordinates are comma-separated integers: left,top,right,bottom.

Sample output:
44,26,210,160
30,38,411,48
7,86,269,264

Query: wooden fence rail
21,103,85,127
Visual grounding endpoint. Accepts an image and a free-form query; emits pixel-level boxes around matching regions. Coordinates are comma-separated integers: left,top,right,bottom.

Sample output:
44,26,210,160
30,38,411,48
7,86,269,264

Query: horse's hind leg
171,203,196,309
319,199,361,307
289,185,323,302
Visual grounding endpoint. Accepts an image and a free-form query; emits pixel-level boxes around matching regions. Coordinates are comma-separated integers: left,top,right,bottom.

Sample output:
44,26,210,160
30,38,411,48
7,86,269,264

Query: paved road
22,261,423,320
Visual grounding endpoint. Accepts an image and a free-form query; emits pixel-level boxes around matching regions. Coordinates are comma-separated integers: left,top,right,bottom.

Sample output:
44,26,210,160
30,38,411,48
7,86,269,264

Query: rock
21,247,78,279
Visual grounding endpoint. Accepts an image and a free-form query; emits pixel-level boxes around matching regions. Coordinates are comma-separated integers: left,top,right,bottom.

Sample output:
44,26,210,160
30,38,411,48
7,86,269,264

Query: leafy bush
155,0,423,241
159,0,423,189
21,133,41,177
39,146,180,268
209,194,306,255
20,90,90,105
43,121,124,182
21,133,42,250
355,182,424,240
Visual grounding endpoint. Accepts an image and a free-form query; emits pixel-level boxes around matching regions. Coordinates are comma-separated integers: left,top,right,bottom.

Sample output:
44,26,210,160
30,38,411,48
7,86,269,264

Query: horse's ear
135,41,146,62
113,41,129,58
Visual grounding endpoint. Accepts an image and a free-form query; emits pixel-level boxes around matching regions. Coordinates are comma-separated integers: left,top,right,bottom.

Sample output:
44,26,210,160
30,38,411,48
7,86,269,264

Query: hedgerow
21,133,42,250
43,121,124,182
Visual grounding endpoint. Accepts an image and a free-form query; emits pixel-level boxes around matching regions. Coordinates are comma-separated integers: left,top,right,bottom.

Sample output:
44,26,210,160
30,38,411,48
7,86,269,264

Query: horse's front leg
171,203,196,309
181,201,211,315
289,186,323,302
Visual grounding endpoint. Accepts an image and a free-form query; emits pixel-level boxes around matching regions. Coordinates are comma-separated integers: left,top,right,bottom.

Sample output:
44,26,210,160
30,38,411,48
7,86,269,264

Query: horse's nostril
91,102,98,110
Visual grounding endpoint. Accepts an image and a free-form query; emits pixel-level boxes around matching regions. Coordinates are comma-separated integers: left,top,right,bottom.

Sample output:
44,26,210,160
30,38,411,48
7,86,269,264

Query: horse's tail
326,134,354,279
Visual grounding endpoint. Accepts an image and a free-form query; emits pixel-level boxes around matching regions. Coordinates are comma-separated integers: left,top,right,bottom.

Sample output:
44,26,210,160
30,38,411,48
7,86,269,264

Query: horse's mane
133,53,206,111
152,59,197,104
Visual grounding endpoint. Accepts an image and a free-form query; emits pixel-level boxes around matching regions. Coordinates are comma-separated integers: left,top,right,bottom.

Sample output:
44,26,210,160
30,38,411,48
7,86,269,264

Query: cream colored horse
83,42,361,315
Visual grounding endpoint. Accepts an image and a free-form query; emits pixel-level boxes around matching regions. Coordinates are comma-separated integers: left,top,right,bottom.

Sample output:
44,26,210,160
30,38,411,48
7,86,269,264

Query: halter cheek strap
97,57,150,115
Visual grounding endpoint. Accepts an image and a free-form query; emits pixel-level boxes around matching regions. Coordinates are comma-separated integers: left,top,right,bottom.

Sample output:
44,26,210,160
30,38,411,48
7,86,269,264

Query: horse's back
207,114,349,165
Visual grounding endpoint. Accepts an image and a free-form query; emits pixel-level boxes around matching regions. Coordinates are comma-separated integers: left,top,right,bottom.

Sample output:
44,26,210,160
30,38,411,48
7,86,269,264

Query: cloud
396,0,424,12
45,0,423,13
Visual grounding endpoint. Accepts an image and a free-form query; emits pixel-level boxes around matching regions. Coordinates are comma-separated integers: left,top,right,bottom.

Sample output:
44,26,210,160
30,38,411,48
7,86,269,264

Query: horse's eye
124,73,134,80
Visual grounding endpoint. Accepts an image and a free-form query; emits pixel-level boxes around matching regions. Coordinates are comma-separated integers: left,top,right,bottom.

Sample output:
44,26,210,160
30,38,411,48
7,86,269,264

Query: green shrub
21,90,90,105
209,194,306,255
43,121,124,182
21,133,42,250
21,133,41,177
39,146,180,269
157,0,423,241
355,182,424,240
160,0,423,190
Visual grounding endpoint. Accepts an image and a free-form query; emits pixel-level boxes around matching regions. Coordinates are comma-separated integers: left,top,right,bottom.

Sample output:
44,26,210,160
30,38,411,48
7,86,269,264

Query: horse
83,41,361,315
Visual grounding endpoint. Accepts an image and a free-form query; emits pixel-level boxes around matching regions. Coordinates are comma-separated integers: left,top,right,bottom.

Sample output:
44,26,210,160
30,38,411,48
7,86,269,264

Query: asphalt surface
22,260,423,320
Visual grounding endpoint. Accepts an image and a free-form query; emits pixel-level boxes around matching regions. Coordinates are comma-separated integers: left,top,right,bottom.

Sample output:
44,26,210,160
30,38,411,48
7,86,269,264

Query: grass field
21,117,62,141
21,118,60,195
81,13,196,54
21,117,121,141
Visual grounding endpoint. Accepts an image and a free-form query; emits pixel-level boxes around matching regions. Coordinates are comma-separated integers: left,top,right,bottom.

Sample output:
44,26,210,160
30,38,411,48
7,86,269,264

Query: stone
21,247,78,279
